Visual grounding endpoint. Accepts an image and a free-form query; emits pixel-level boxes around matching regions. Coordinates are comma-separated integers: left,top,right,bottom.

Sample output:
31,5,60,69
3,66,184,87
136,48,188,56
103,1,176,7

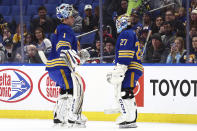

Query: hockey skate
53,119,65,127
67,113,87,128
119,121,137,128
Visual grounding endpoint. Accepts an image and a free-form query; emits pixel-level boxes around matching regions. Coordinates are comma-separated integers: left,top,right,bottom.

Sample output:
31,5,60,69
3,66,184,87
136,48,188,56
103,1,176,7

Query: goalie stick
38,50,48,64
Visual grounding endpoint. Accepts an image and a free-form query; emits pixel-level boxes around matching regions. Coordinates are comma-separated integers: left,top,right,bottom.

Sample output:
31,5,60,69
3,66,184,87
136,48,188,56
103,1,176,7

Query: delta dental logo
38,72,60,103
0,69,33,103
134,74,144,107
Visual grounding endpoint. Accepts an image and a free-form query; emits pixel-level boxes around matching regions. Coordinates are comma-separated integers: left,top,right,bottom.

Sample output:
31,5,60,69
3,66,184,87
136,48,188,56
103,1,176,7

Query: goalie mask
116,14,129,33
56,3,73,20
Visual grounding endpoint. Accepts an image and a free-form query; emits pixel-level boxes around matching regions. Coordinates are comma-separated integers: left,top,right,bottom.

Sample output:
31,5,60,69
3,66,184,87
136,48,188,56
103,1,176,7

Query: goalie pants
48,69,73,92
122,71,141,89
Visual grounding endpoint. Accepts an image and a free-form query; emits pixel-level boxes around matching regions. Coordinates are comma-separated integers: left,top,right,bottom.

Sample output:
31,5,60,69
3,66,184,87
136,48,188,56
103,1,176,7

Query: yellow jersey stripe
47,61,66,65
128,67,143,72
129,65,143,70
56,41,71,50
119,53,134,56
46,64,68,67
60,69,70,90
130,72,135,87
129,63,143,68
56,44,71,51
118,50,135,53
130,61,143,66
118,56,134,58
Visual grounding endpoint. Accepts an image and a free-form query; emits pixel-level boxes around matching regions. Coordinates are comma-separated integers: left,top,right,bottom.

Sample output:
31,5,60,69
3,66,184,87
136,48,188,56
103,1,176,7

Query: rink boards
0,64,197,124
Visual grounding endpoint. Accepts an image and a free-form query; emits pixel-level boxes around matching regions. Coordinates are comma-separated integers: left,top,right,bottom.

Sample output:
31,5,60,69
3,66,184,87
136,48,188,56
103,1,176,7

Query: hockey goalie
106,14,143,128
45,3,90,128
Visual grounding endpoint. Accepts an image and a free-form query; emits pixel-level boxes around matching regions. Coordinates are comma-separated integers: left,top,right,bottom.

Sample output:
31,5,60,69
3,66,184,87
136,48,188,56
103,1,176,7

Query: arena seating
0,0,101,37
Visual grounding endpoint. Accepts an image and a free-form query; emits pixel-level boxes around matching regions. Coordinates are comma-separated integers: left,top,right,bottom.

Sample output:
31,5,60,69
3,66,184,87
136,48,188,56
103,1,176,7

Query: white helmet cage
56,3,73,20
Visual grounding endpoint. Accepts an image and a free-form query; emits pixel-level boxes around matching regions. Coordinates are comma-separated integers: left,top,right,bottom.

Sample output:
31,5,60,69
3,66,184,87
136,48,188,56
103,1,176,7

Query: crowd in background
0,0,197,64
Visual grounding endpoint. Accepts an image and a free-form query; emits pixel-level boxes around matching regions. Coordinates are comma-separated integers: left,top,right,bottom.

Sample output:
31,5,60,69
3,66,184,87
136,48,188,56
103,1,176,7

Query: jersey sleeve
116,31,137,65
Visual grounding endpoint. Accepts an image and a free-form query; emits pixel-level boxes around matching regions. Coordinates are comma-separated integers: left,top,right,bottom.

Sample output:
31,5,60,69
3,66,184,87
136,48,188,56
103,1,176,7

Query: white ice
0,119,197,131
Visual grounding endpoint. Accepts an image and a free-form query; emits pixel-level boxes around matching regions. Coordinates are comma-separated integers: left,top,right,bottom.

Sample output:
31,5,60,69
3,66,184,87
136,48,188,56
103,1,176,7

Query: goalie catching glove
106,64,128,85
78,49,90,64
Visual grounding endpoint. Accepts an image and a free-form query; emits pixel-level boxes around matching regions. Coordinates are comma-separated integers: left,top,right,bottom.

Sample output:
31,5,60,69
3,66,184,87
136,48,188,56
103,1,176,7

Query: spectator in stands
93,6,99,29
191,0,197,10
103,37,115,63
152,16,164,34
72,9,83,33
165,9,185,36
166,37,186,63
12,24,27,47
2,37,16,63
89,40,101,58
34,27,52,58
139,29,149,43
26,44,43,63
30,6,55,34
130,12,142,34
2,27,12,42
142,12,152,31
103,25,113,41
0,14,16,35
0,42,5,63
14,33,34,63
117,0,128,16
143,33,167,63
177,7,186,26
189,35,197,63
24,33,34,45
82,5,94,33
189,25,197,52
161,21,176,54
190,8,197,27
182,35,197,63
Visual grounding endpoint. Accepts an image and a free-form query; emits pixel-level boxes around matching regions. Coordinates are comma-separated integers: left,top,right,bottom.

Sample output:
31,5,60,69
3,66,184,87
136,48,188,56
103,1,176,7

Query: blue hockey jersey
46,24,78,71
115,28,143,75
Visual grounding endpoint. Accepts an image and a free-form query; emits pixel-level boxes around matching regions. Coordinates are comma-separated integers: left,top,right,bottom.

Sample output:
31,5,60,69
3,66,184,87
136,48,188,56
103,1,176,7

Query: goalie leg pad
53,94,69,124
116,87,137,124
116,98,137,124
67,72,87,126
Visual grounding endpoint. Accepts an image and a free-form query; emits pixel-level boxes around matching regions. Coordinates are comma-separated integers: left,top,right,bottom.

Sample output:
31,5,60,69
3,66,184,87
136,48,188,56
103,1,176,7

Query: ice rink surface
0,119,197,131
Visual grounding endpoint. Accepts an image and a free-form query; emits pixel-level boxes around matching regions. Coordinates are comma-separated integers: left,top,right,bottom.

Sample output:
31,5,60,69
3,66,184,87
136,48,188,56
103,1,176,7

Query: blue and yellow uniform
46,24,78,91
115,28,143,89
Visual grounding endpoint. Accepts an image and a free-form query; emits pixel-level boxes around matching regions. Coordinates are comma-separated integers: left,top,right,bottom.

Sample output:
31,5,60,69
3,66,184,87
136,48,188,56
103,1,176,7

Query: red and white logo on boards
133,73,144,107
0,69,33,103
38,72,60,103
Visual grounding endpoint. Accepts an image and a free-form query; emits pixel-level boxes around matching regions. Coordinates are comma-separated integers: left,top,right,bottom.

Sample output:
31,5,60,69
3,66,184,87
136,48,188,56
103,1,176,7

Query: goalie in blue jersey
107,14,143,128
45,3,90,128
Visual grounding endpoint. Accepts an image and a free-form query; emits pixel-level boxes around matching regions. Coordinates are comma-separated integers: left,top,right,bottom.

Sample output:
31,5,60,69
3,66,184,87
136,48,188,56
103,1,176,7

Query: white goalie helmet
56,3,73,20
116,14,129,33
